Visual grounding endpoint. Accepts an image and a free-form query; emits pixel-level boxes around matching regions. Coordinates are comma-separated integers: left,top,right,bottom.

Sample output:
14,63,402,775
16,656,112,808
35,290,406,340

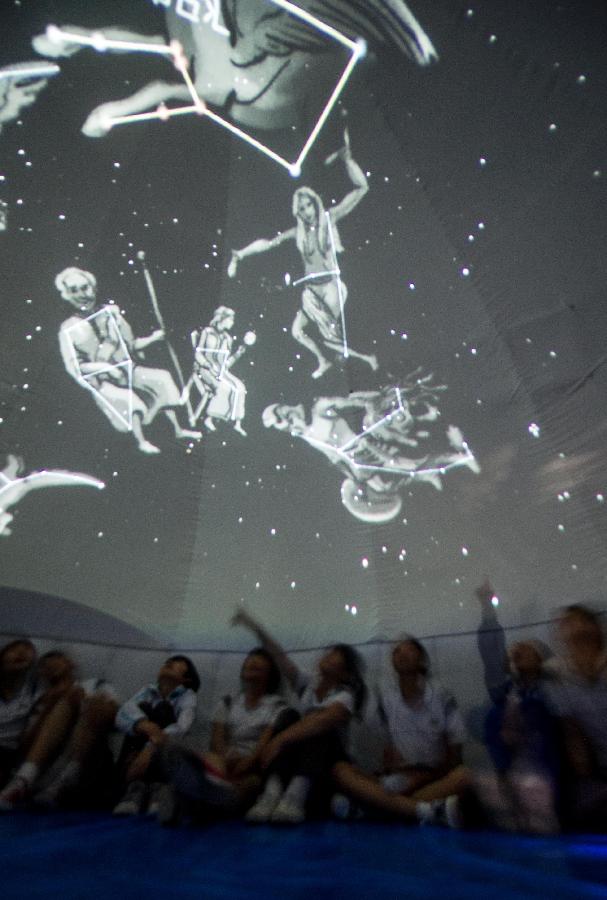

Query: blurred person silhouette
232,608,366,823
548,604,607,830
475,580,561,833
113,655,200,817
0,650,118,811
0,639,38,789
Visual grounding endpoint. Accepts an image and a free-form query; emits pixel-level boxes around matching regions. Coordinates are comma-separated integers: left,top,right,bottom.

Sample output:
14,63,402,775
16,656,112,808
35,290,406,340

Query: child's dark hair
399,636,430,676
0,638,36,671
244,647,282,694
332,643,367,715
39,650,71,664
167,654,201,693
561,604,602,627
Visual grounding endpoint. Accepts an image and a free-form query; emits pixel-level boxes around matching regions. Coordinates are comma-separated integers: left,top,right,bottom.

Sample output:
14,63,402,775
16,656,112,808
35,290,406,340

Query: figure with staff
55,266,200,454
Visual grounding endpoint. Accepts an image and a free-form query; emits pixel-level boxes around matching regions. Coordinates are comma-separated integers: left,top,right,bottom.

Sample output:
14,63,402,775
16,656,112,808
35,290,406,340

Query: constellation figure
0,61,59,136
229,130,378,379
55,268,201,455
263,379,479,523
182,306,256,435
0,454,104,537
32,0,436,174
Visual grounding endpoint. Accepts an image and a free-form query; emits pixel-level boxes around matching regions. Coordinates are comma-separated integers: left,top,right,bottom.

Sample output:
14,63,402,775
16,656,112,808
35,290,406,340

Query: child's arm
231,608,300,691
162,691,197,738
261,702,351,768
115,686,152,735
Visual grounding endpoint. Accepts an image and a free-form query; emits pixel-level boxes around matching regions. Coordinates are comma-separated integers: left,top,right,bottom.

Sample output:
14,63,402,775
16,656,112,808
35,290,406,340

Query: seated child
0,650,118,810
0,639,38,789
160,648,294,822
232,608,366,824
113,655,200,816
332,635,469,827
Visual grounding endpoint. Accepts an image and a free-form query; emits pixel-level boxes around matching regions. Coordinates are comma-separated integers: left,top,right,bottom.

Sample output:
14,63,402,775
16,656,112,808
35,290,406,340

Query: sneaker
0,777,30,812
331,793,352,820
270,793,306,824
33,781,64,810
417,795,462,829
330,793,364,821
154,784,181,826
113,781,147,816
146,782,165,817
245,790,282,823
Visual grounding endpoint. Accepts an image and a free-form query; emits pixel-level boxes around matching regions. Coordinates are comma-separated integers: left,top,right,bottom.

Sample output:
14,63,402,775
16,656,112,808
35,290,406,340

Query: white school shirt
115,684,197,737
213,693,287,758
378,680,466,769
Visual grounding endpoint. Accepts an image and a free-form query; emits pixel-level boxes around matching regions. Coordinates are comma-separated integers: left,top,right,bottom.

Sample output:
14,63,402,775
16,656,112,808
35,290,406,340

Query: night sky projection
1,0,606,650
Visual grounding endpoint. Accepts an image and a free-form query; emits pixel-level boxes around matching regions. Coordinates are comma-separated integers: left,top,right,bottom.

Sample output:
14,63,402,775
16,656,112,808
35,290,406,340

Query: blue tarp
2,814,607,899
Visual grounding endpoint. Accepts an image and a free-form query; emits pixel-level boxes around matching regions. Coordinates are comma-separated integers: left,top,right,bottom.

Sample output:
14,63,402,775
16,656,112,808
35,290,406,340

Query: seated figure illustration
55,267,200,454
183,306,255,437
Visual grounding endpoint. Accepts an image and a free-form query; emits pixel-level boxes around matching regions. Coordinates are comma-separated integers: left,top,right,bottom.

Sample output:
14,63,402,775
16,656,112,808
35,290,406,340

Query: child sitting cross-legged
158,647,296,823
112,655,200,816
231,608,367,824
0,650,118,811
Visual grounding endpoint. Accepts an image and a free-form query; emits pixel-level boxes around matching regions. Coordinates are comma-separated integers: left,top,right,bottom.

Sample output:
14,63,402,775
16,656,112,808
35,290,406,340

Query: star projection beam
41,0,366,176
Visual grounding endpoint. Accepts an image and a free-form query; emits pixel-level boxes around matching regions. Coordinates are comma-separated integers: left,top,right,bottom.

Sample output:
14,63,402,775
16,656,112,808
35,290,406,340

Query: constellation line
44,1,366,176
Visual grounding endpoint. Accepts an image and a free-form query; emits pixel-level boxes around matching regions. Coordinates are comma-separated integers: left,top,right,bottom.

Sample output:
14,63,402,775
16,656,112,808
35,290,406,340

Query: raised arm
227,228,295,278
231,608,300,690
163,691,197,738
326,130,368,224
261,703,350,769
475,580,508,703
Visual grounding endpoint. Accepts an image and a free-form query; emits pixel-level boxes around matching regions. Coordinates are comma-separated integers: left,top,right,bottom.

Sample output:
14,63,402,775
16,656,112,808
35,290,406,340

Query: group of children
1,586,606,834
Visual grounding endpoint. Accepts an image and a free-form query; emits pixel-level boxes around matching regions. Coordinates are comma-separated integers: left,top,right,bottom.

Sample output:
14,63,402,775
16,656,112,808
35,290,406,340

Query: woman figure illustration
191,306,252,436
228,130,378,379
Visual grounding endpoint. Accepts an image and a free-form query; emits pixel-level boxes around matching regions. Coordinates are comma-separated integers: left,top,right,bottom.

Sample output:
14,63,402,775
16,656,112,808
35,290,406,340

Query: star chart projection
31,0,436,174
55,267,201,456
183,307,256,435
0,61,60,136
0,455,105,538
228,131,377,378
263,378,479,523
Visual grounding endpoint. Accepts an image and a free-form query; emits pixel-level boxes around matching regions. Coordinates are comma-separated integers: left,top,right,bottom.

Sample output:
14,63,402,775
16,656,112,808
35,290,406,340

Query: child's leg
0,693,80,809
410,765,471,802
125,744,155,783
35,696,118,805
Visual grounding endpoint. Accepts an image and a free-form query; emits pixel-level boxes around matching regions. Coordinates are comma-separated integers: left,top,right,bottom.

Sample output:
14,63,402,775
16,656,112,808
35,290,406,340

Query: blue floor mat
2,813,607,899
